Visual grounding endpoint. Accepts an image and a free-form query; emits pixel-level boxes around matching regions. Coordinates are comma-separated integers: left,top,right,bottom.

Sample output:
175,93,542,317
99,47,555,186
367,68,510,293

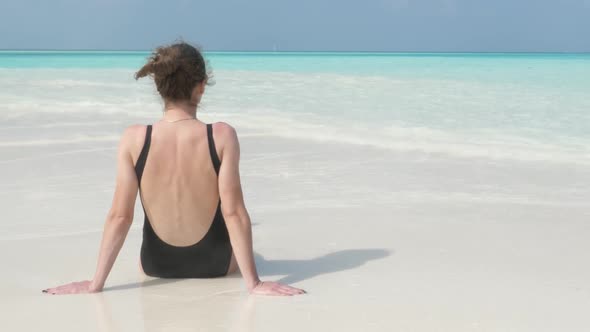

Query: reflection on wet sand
91,248,389,331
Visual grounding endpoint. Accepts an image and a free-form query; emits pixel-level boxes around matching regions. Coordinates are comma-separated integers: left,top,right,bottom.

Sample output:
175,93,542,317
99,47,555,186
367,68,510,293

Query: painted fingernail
42,289,47,293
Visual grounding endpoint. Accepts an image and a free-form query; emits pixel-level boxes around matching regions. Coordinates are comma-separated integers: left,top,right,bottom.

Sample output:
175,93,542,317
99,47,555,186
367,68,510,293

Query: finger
293,287,306,294
279,285,303,295
54,284,70,291
287,288,304,295
53,287,69,295
54,285,74,295
273,288,294,296
275,283,297,295
277,285,297,295
260,287,290,296
45,287,57,294
53,287,69,294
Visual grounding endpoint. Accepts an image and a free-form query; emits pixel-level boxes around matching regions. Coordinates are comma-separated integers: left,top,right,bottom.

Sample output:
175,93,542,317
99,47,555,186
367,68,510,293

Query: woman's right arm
216,123,305,296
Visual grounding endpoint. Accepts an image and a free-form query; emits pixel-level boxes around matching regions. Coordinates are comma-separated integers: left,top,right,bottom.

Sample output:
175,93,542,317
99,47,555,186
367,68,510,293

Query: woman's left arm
43,127,140,295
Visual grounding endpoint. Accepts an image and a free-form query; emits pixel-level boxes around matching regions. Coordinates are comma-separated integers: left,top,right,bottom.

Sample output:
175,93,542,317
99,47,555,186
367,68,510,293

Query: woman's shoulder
210,122,240,159
116,124,151,158
211,121,238,142
121,124,150,144
211,121,236,134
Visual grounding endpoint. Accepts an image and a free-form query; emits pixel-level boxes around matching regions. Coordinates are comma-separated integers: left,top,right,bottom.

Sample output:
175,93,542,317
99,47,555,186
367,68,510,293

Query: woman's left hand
42,280,101,295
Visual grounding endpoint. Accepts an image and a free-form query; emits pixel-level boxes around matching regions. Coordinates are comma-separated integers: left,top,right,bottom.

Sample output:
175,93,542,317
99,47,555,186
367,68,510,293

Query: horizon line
0,49,589,55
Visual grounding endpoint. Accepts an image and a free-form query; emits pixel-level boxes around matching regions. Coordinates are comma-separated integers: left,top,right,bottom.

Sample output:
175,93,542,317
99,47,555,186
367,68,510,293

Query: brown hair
135,42,212,101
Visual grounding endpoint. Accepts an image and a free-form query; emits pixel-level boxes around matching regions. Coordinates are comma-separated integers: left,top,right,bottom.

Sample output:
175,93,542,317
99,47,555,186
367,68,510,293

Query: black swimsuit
134,124,233,278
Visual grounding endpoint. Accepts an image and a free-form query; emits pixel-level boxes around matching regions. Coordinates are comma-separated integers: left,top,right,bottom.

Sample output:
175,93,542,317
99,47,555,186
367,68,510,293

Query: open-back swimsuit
134,124,233,278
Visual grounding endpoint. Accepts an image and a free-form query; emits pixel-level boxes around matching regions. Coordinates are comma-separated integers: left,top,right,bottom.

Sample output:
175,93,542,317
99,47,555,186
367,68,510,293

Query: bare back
138,120,221,247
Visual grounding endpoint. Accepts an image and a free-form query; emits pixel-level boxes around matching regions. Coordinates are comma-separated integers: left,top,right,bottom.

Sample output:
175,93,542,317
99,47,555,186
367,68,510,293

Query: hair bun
134,41,210,101
150,50,181,77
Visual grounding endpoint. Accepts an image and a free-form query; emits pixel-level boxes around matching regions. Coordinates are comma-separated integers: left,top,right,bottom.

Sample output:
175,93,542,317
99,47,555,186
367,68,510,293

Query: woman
43,42,305,296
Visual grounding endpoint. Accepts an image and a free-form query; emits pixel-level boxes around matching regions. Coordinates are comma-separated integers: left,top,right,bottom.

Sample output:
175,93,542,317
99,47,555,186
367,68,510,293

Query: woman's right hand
249,281,306,296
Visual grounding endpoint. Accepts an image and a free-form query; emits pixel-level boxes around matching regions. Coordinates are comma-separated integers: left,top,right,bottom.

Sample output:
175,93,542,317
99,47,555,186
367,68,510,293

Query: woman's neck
163,100,198,119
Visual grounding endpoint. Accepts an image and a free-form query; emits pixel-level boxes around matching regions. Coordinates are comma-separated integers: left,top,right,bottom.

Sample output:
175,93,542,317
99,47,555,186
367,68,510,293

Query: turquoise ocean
0,51,589,164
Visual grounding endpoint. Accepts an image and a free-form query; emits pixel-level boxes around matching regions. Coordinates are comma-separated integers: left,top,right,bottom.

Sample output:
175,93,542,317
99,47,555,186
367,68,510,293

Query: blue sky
0,0,589,52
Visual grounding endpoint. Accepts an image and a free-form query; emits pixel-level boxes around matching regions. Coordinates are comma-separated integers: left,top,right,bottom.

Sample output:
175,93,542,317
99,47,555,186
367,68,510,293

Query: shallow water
1,52,589,165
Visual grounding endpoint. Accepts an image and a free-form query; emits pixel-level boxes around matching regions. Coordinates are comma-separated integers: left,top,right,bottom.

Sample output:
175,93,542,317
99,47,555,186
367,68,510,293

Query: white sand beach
1,119,590,331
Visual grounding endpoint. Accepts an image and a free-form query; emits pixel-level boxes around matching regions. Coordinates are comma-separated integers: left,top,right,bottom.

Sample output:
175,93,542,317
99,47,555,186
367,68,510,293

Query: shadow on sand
255,248,391,284
103,248,391,291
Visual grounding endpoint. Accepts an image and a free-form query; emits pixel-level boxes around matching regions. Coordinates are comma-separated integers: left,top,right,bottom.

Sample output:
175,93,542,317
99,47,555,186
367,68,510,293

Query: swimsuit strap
134,124,152,184
206,123,221,175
